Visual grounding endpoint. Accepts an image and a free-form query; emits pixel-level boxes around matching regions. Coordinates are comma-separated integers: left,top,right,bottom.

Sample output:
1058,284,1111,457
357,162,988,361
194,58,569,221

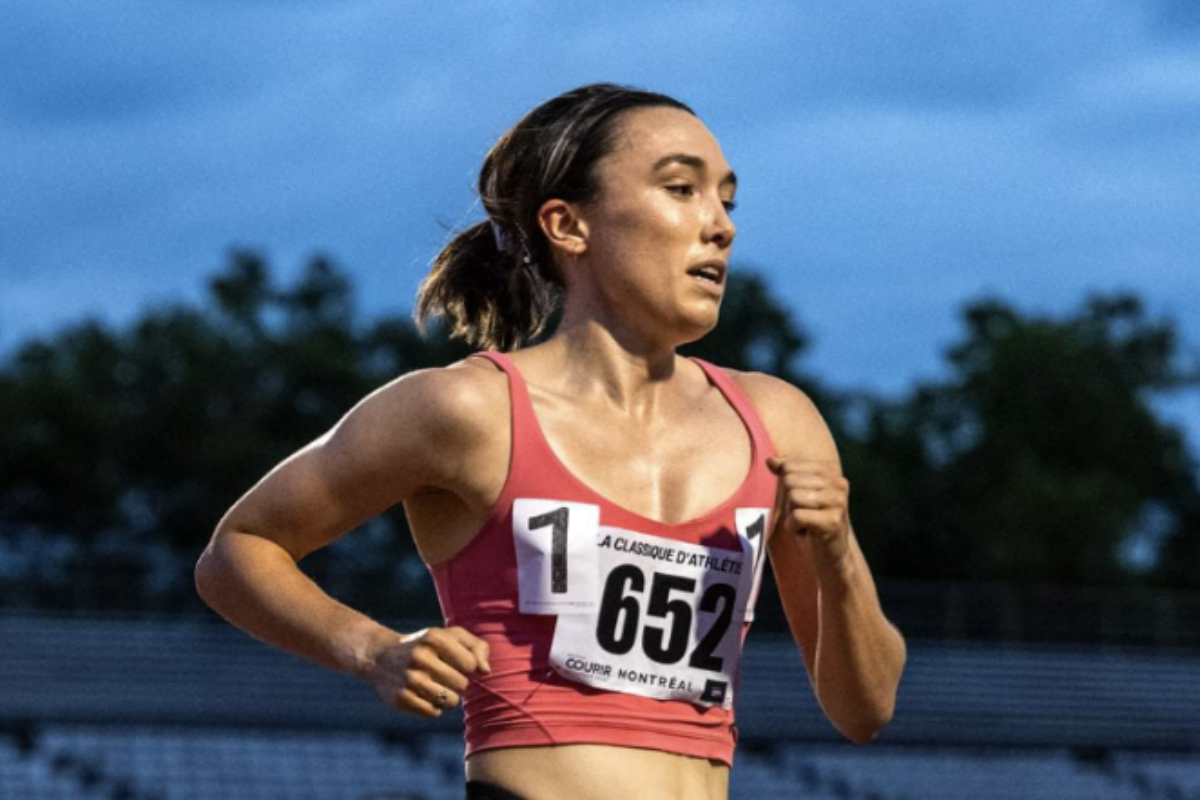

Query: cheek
600,197,687,256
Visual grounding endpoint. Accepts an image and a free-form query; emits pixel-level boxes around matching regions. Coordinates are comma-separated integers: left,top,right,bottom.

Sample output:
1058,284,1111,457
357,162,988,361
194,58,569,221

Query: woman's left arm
736,372,906,743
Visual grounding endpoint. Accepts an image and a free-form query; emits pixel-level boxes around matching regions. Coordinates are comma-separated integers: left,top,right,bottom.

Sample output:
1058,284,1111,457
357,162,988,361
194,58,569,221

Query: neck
538,316,682,417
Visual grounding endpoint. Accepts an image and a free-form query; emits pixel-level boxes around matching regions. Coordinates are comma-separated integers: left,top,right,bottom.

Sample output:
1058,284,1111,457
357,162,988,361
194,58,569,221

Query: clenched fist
362,626,491,718
768,457,852,570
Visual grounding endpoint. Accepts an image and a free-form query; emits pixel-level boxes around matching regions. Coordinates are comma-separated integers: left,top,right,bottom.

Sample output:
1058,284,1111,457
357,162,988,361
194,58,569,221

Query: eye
665,183,695,197
722,198,737,213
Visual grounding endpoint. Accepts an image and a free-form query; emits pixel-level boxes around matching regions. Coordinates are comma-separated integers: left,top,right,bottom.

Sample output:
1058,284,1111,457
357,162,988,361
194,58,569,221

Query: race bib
512,500,771,709
513,499,601,614
736,508,771,622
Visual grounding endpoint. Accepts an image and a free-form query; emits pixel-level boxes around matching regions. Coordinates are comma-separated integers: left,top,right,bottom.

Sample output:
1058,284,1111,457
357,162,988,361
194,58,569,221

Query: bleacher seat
36,726,461,800
0,737,108,800
783,743,1143,800
731,749,845,798
1112,751,1200,799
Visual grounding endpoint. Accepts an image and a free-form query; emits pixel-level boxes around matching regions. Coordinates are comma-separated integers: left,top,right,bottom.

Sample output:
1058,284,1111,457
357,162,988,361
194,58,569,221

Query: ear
537,198,589,260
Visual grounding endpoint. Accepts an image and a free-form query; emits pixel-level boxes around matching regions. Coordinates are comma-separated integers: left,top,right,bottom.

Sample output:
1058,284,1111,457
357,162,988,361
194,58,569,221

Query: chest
531,388,753,525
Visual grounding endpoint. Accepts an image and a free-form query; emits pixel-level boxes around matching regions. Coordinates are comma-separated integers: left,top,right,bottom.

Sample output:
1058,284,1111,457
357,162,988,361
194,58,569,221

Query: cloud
725,15,1200,391
0,3,279,126
1,0,1198,456
1048,50,1200,151
718,1,1151,112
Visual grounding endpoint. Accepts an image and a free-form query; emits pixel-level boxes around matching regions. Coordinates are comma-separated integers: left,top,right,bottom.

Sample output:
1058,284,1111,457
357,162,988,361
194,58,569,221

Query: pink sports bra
428,352,779,766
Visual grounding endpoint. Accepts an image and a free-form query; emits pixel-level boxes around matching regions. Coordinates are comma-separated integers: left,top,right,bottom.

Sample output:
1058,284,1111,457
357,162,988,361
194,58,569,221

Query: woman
195,83,906,800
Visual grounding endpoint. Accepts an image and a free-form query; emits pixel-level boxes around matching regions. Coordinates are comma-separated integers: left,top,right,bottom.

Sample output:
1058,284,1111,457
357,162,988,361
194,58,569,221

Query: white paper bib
513,498,770,709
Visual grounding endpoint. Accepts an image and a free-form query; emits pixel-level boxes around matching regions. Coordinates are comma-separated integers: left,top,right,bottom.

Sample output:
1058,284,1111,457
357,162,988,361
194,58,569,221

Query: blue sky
2,0,1198,443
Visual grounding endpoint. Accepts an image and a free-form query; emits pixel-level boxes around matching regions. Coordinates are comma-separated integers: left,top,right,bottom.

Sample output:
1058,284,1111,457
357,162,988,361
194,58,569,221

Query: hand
362,626,492,718
767,457,853,571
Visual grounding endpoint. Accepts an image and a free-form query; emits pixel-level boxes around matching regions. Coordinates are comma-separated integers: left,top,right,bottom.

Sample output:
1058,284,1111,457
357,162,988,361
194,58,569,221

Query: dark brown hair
415,83,694,351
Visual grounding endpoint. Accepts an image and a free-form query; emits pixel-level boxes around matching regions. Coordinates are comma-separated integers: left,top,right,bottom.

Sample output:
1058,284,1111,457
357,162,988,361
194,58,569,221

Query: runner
195,83,907,800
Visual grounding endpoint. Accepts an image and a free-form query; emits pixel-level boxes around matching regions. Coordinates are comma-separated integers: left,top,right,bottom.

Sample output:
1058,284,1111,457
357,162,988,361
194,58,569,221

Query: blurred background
1,1,1198,798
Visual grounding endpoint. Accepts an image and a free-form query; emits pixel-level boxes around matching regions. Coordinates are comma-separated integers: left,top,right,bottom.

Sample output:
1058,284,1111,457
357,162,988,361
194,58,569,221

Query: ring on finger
433,689,449,709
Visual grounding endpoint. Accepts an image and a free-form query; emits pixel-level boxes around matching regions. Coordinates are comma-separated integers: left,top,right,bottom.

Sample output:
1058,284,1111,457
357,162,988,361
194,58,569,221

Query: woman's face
568,106,738,344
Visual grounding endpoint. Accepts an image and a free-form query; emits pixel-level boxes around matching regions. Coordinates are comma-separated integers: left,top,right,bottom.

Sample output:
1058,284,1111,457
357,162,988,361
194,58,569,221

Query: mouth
687,260,726,288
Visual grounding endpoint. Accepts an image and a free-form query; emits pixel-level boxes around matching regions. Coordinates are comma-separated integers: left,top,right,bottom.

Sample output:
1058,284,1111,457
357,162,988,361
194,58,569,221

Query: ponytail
415,220,560,352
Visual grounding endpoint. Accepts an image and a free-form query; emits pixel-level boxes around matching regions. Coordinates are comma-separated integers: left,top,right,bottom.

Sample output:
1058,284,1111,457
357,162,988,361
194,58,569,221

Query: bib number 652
594,565,736,671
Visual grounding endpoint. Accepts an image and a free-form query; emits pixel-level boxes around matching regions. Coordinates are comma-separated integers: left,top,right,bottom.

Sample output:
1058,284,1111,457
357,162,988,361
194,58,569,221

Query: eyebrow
652,153,738,189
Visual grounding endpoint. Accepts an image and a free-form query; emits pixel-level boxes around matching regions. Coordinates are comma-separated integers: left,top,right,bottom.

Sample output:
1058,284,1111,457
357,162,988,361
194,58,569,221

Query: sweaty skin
196,107,905,800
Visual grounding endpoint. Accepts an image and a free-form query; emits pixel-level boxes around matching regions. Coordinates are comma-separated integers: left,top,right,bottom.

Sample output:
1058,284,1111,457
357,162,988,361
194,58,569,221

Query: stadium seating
8,726,1196,800
15,727,468,800
1,613,1197,798
783,743,1144,800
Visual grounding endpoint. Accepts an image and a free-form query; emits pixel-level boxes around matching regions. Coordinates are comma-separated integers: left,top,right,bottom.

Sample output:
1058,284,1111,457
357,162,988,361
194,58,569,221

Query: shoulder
366,357,507,429
329,356,510,476
723,367,839,463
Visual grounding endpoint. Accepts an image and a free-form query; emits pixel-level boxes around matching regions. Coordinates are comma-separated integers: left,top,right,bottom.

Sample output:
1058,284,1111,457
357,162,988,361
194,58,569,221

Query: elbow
839,703,895,745
828,674,902,745
844,729,880,746
193,544,221,609
195,532,242,611
844,630,906,744
193,528,296,614
826,645,906,745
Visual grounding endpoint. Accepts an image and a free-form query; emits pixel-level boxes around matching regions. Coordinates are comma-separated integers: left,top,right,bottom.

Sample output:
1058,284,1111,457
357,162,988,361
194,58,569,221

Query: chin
673,310,721,347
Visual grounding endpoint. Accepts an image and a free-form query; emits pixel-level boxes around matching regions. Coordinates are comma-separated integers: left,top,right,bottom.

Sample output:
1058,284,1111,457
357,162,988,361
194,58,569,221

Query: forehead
602,106,732,176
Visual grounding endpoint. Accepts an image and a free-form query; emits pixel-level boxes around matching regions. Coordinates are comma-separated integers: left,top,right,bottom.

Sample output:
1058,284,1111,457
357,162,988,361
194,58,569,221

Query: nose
706,200,737,249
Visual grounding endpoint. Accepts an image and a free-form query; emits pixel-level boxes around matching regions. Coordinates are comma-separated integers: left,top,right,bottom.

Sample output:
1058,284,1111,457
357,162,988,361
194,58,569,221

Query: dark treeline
1,251,1198,619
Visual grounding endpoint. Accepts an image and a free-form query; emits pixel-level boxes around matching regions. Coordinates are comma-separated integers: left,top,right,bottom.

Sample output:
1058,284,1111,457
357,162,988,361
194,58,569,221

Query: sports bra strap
470,350,535,440
469,350,572,517
688,358,777,460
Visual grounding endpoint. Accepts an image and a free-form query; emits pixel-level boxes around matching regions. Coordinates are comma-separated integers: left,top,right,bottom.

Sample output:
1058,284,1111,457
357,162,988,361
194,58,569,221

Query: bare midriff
467,743,731,800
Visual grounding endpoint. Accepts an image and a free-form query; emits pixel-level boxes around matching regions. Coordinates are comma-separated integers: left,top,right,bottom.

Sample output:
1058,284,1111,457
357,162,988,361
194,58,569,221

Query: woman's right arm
194,366,494,718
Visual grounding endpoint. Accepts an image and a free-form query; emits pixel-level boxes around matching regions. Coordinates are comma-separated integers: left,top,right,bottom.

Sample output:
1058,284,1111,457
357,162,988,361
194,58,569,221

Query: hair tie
491,221,533,266
491,221,513,255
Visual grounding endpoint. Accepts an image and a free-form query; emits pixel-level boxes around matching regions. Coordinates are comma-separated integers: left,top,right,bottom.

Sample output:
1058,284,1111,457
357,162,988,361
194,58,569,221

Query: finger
409,672,462,711
781,472,850,497
446,626,492,675
772,458,790,518
416,642,474,693
787,486,845,510
768,456,837,473
790,475,846,499
396,686,443,719
782,470,840,489
410,646,470,694
789,505,846,528
786,510,847,541
429,628,491,676
467,634,492,675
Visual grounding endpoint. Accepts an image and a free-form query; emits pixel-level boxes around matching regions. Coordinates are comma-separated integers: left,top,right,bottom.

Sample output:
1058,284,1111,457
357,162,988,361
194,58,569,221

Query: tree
847,293,1200,587
0,252,417,612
